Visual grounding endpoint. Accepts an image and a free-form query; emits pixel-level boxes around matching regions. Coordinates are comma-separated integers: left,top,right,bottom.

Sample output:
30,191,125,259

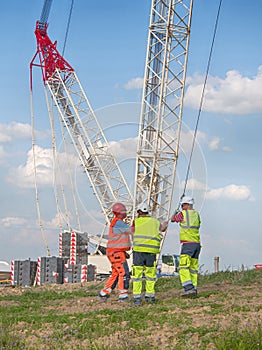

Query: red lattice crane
30,0,133,252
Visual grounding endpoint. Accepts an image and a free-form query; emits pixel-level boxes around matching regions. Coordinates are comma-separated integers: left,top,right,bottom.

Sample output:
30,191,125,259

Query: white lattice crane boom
134,0,193,221
30,0,133,226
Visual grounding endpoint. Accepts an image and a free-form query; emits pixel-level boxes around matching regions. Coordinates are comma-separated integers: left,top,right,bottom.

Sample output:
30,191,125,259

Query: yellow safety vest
180,210,201,243
133,216,161,254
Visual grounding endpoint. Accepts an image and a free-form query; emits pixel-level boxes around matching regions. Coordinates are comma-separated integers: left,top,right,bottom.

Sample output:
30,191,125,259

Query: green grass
214,324,262,350
0,269,261,349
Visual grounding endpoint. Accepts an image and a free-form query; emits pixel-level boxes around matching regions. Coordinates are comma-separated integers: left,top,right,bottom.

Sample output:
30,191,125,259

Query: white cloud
7,146,54,188
178,181,255,203
205,184,255,201
179,129,230,153
45,212,70,229
0,145,6,158
179,129,206,153
124,77,144,90
208,137,231,152
185,65,262,114
180,178,207,191
108,137,137,159
0,217,27,228
208,137,221,151
7,146,78,188
0,122,48,143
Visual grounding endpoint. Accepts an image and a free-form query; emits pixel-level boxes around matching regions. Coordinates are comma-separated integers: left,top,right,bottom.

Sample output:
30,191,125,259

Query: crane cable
45,85,81,232
158,0,223,271
180,0,223,202
62,0,75,56
49,0,76,232
44,87,64,233
47,95,72,232
30,89,51,257
59,113,82,231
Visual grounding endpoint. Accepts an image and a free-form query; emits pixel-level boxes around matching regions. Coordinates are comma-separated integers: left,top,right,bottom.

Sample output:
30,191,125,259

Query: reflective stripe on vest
133,216,161,254
180,210,200,243
107,217,131,251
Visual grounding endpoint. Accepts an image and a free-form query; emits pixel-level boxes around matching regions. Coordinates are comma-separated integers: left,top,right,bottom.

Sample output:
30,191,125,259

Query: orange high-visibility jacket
106,217,131,253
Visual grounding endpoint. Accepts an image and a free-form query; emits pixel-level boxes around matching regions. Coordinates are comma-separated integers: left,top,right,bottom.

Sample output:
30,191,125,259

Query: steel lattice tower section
134,0,193,220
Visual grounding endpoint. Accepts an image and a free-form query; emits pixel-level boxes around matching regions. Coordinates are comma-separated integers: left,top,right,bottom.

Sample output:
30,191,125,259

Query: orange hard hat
112,202,127,214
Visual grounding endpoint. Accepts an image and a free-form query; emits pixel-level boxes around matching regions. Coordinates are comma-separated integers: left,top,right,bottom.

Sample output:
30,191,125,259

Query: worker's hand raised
161,220,169,231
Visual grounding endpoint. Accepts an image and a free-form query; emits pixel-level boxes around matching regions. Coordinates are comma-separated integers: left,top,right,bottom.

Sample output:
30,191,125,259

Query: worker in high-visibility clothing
171,196,201,297
132,203,168,305
98,202,132,302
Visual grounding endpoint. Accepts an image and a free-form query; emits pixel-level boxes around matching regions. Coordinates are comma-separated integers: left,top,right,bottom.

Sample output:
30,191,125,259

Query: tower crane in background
134,0,193,223
30,0,133,237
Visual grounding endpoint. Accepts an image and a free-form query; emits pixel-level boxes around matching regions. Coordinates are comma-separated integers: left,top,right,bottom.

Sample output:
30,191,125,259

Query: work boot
145,296,156,304
180,288,197,297
133,297,142,306
118,296,129,302
98,292,110,301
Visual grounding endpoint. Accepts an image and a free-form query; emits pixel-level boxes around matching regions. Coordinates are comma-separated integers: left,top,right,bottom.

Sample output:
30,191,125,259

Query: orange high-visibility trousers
101,251,130,297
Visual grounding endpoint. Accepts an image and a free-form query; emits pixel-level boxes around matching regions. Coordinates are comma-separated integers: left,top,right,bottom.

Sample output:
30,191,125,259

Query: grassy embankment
0,268,262,349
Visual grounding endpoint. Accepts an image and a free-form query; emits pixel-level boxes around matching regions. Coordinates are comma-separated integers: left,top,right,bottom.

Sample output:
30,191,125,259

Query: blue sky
0,0,261,273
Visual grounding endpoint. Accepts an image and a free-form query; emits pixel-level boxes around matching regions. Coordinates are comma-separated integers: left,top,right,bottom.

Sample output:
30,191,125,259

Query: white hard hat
137,203,149,213
180,196,194,205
